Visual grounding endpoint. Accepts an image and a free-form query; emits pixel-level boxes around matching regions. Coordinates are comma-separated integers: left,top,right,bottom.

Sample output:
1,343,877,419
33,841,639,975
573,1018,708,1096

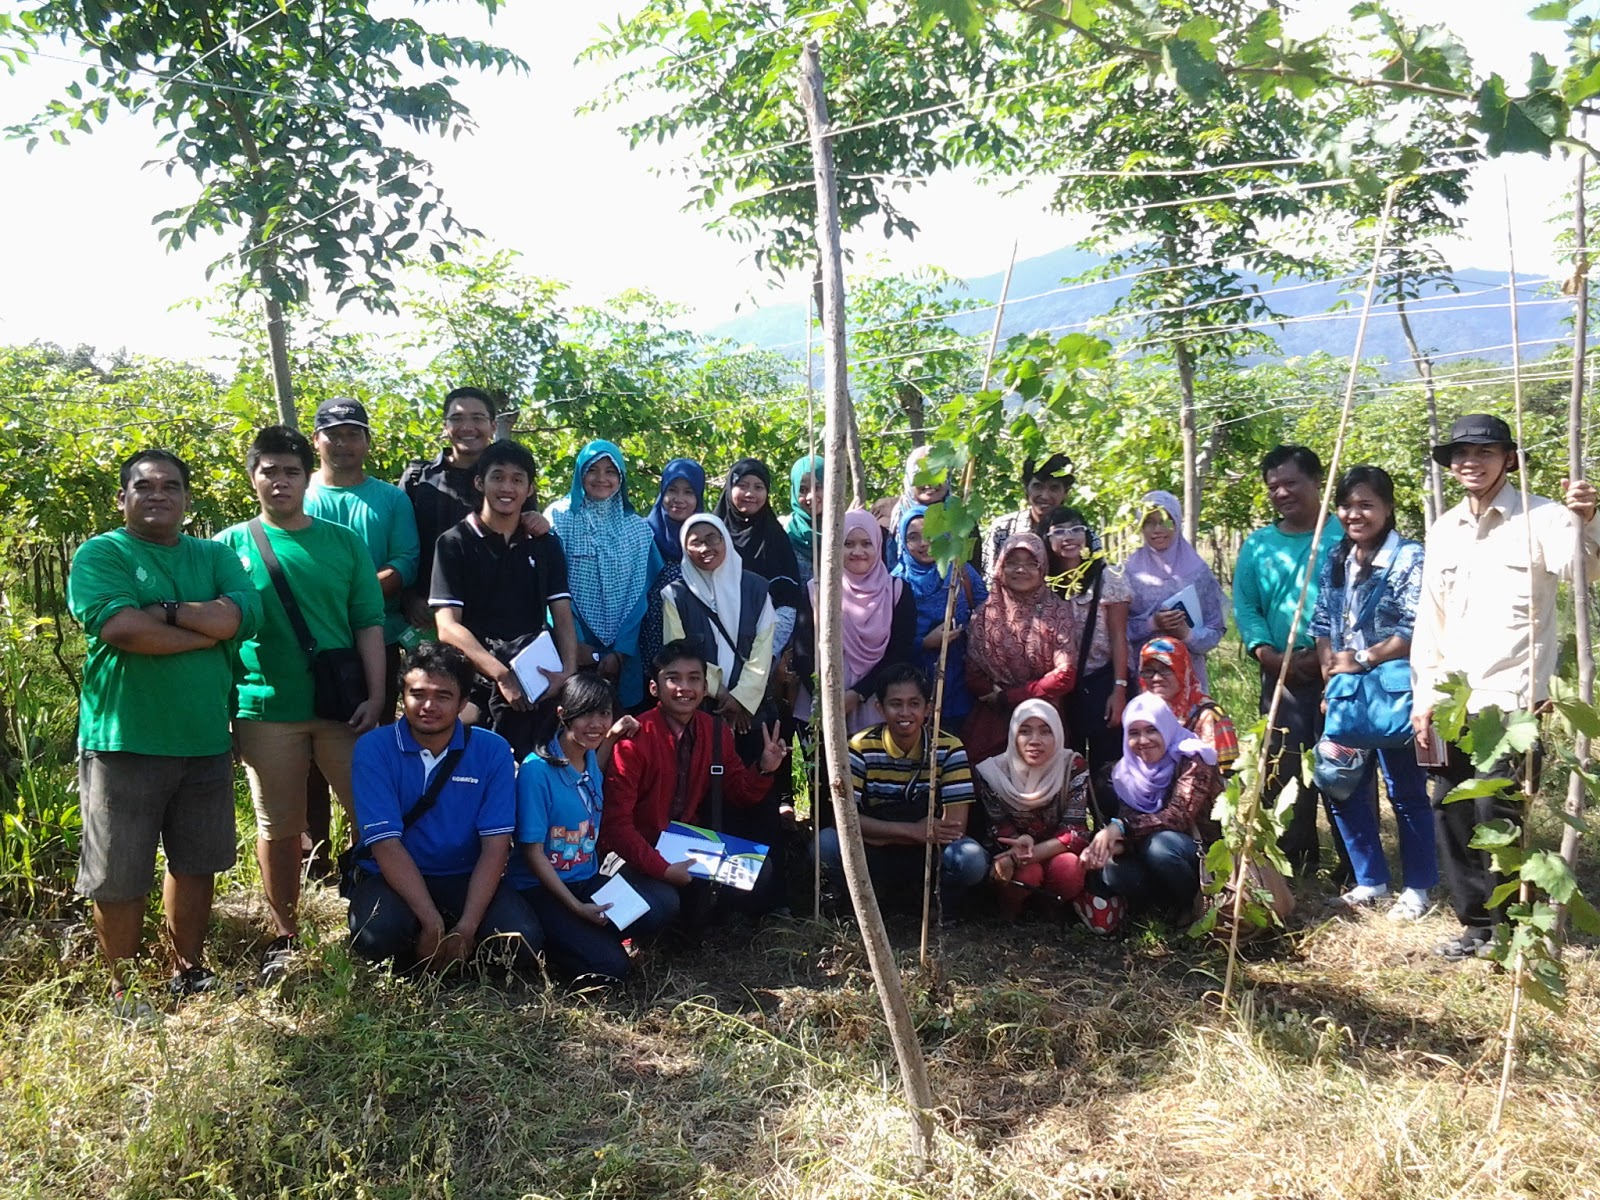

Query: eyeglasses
687,532,725,549
1048,525,1089,540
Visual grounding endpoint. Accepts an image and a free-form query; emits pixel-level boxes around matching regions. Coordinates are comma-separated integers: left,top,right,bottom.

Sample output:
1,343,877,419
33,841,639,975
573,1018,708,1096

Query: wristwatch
162,601,179,627
1354,648,1373,670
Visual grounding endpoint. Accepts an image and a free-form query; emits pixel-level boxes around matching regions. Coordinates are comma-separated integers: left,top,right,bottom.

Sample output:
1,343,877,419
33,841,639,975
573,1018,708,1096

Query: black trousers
1259,669,1357,884
1065,663,1125,775
1430,741,1540,931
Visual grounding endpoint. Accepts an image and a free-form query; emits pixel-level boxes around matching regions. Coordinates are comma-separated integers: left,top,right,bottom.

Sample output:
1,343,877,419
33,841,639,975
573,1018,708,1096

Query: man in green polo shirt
67,449,261,1014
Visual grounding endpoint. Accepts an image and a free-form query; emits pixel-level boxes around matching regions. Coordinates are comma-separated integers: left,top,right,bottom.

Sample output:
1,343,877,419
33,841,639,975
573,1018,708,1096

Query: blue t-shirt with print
511,738,604,890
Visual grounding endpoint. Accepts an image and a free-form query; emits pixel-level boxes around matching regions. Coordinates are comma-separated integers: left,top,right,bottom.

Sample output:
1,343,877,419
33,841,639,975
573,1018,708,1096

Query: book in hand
590,872,651,931
509,631,564,704
654,821,770,891
1161,583,1201,631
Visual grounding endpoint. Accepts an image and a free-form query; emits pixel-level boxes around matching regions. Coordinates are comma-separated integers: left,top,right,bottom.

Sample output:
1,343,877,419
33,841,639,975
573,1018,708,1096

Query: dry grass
3,873,1599,1200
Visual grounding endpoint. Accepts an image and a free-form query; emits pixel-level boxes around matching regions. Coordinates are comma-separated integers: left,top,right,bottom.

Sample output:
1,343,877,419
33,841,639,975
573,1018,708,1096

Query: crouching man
347,642,543,970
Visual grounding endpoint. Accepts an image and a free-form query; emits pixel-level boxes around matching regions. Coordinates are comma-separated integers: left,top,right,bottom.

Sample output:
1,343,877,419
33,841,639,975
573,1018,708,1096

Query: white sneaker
1335,883,1390,908
1387,888,1430,921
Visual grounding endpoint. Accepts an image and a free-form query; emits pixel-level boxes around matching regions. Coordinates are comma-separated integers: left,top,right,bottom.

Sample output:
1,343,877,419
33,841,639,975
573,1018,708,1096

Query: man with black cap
980,452,1075,576
304,398,421,872
1411,413,1598,960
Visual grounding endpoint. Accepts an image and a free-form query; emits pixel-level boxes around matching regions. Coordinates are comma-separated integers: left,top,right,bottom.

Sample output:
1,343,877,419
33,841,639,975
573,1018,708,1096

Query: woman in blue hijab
546,440,661,709
640,458,706,681
893,503,988,735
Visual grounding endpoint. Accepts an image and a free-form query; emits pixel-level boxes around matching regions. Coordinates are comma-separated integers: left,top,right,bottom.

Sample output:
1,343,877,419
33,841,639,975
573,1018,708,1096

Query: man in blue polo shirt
347,641,543,970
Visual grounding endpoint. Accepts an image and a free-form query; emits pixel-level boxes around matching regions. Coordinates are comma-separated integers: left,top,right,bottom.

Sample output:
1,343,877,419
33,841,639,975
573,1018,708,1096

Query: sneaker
167,966,220,998
1433,930,1492,960
259,935,299,985
1387,888,1431,922
109,986,160,1024
1334,883,1390,909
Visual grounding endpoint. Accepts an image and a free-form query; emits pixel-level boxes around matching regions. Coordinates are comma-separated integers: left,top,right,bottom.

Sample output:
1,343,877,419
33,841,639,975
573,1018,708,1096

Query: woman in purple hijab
1124,491,1228,691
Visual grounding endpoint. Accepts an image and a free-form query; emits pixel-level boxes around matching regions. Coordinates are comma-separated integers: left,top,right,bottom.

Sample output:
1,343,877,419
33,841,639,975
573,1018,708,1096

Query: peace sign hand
758,721,788,775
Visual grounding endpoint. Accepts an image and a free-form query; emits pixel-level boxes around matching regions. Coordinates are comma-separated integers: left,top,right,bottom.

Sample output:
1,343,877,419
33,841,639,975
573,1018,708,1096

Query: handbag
1320,560,1413,749
249,518,368,723
338,729,472,898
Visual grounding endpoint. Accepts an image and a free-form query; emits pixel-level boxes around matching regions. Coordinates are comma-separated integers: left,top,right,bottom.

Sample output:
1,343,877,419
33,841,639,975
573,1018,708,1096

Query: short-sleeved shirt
847,725,974,823
1061,563,1133,673
429,513,571,647
351,719,516,877
402,451,539,593
305,475,420,645
512,738,604,889
214,518,387,722
67,529,262,757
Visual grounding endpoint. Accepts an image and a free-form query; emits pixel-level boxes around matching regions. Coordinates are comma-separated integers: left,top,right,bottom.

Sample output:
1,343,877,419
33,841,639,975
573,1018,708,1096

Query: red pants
995,851,1085,917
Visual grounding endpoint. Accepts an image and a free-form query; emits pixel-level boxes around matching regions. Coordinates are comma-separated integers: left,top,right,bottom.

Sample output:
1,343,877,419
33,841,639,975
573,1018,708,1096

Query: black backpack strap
248,517,318,660
1075,568,1105,677
709,715,725,833
680,588,750,693
403,726,472,831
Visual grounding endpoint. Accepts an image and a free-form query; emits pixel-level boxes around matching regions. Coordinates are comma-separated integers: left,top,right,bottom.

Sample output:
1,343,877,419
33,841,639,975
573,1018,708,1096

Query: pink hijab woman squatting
1111,692,1217,814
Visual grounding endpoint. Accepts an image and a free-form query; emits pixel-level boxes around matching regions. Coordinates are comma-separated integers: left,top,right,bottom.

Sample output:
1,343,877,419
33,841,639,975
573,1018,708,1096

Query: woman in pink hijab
1124,490,1228,690
805,509,919,733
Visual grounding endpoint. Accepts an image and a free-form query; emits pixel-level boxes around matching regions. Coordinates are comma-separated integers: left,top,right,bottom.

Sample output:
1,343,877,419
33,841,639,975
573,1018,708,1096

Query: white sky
0,0,1584,362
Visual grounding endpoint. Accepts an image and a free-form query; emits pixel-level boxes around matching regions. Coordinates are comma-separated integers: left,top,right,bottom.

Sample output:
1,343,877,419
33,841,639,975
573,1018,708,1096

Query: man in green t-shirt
215,425,387,982
67,449,262,1014
302,397,420,876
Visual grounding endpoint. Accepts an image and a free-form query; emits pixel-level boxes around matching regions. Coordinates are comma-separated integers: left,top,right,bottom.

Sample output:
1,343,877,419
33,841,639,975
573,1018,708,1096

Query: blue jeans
1100,829,1200,915
521,868,678,982
347,872,543,968
813,828,988,911
1329,745,1438,891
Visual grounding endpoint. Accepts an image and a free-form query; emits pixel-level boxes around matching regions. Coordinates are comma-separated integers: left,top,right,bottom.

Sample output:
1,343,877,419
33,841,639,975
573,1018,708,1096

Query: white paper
591,872,650,931
1162,584,1201,630
509,631,564,704
654,829,709,866
654,826,768,891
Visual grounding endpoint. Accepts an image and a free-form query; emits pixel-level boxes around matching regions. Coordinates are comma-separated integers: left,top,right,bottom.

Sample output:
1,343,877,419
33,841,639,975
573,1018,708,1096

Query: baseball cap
313,398,370,432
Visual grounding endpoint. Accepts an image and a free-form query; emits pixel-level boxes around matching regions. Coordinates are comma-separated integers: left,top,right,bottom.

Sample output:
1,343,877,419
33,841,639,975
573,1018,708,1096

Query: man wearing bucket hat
1411,413,1599,960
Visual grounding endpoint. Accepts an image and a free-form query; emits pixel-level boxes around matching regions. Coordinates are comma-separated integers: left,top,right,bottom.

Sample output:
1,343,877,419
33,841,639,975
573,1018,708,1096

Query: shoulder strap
1352,561,1390,630
248,517,317,660
679,588,751,693
708,716,725,832
1076,568,1105,675
404,727,472,830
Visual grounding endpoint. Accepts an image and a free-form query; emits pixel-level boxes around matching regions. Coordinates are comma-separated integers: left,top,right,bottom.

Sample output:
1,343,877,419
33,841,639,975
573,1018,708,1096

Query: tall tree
7,1,524,425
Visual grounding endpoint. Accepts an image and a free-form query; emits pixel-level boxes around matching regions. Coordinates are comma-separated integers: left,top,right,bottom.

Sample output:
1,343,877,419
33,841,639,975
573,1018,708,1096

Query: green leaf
1553,698,1600,739
1465,706,1539,774
1161,39,1224,102
1487,880,1522,911
1468,818,1520,849
1528,0,1574,19
1566,891,1600,935
1521,850,1579,903
1475,74,1561,157
1441,776,1517,805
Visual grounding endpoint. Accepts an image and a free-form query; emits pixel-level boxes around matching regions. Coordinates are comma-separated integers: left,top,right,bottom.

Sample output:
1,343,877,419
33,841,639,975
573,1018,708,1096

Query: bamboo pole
806,291,824,924
798,39,937,1165
1220,187,1398,1010
918,243,1019,967
1556,151,1594,943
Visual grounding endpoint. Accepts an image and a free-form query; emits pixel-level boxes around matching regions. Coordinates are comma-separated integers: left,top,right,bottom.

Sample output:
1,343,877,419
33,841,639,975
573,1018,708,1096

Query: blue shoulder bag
1320,562,1413,749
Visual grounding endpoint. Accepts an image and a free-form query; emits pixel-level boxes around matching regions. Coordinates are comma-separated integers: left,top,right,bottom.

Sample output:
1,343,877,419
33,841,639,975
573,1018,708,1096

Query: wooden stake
1556,149,1594,943
918,242,1018,967
805,291,824,924
798,39,937,1165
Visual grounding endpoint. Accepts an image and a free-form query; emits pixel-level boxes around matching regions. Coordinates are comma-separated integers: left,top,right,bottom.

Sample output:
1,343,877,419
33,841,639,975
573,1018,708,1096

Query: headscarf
1140,636,1238,767
892,445,949,530
1125,490,1210,612
892,504,945,603
1111,691,1217,814
786,454,824,561
679,513,766,681
646,458,706,563
546,440,654,646
715,458,803,610
975,698,1071,812
809,509,901,684
966,533,1079,686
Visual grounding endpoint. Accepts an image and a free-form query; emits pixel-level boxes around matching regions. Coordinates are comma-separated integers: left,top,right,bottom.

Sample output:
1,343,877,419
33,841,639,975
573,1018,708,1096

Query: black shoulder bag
248,517,368,723
337,728,472,898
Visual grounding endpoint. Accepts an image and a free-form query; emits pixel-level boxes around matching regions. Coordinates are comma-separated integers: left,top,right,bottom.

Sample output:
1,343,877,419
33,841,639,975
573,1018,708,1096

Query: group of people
66,385,1599,1010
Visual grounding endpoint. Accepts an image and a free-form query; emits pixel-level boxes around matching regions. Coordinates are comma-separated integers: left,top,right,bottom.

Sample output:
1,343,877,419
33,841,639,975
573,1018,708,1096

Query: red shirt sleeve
600,734,670,879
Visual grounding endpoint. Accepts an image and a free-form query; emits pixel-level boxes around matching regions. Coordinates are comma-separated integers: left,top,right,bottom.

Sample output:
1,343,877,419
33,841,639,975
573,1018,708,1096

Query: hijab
546,440,654,646
892,445,949,528
679,513,764,680
715,458,803,610
1126,490,1210,609
966,533,1079,686
1140,635,1207,718
1111,691,1217,814
975,698,1072,812
786,454,824,561
809,509,901,684
892,504,945,603
646,458,706,563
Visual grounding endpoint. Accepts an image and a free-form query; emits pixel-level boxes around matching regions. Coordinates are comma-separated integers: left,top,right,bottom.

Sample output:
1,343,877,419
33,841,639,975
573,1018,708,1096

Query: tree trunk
799,41,936,1166
899,383,926,448
811,268,869,506
1395,294,1444,524
1557,154,1593,942
263,291,297,426
1174,338,1199,544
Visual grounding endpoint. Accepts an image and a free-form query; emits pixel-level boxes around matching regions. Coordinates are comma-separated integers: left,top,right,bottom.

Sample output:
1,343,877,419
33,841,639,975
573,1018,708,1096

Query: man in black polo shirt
430,439,578,758
400,386,545,628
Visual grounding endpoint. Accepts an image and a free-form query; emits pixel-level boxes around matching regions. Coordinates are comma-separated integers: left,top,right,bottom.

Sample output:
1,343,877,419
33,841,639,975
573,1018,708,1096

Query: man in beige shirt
1410,414,1598,959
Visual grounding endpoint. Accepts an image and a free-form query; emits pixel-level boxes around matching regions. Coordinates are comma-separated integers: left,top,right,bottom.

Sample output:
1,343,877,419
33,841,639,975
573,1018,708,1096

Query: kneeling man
347,642,542,970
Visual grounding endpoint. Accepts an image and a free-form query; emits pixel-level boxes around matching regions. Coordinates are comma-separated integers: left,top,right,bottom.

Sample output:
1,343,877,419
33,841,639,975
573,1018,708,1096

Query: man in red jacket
602,640,788,924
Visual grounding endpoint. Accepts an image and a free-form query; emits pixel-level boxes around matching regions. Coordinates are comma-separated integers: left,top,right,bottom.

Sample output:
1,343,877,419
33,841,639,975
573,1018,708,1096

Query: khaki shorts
235,718,357,841
76,750,237,903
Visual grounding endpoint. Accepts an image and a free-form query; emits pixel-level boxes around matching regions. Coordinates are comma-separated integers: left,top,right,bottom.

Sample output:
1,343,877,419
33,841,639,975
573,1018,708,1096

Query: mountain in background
706,245,1570,373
